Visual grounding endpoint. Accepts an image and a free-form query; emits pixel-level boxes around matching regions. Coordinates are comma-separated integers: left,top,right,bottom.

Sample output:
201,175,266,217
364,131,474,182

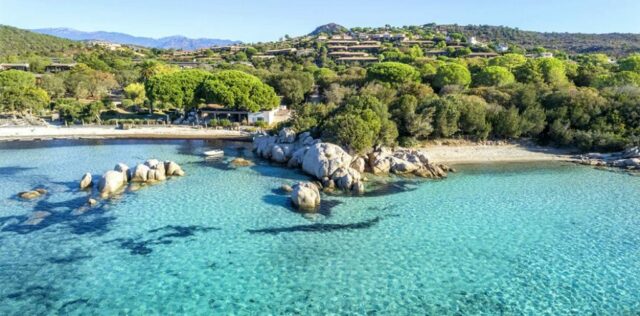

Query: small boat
203,149,224,158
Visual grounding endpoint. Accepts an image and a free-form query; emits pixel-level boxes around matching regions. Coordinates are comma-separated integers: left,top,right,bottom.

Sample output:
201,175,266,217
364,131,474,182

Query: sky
1,0,640,42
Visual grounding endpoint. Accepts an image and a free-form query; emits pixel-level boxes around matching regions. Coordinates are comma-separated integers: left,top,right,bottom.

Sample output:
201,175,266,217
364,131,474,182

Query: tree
367,62,420,84
146,69,211,110
618,54,640,73
433,63,472,90
492,107,522,138
138,60,178,82
200,70,279,112
475,66,515,87
0,70,50,114
431,97,460,137
389,94,434,140
322,111,379,153
489,53,527,70
538,58,568,86
39,74,66,99
124,83,146,105
453,95,491,139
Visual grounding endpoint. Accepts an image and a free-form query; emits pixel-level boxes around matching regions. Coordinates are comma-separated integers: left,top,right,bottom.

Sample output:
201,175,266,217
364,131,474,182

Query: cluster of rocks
80,159,185,198
254,128,452,211
576,146,640,170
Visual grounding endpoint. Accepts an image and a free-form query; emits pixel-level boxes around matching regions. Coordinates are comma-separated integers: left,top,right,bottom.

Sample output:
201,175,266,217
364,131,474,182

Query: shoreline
0,126,252,142
0,126,578,165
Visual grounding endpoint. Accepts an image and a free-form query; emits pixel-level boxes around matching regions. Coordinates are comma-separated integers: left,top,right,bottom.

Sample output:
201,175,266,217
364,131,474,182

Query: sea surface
0,139,639,315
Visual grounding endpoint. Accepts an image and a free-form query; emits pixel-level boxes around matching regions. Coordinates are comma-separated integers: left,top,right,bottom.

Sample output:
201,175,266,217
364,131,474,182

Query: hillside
0,25,78,57
431,24,640,56
32,28,240,50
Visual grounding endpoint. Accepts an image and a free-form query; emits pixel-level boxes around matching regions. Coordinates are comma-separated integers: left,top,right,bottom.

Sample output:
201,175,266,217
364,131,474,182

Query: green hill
0,25,79,57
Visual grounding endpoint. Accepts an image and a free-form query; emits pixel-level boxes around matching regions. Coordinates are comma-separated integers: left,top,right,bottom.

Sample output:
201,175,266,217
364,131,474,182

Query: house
336,56,378,63
86,40,122,51
265,48,297,55
465,52,499,58
0,63,30,71
45,63,77,73
328,51,370,57
296,48,315,56
539,52,554,58
202,104,290,126
496,44,509,53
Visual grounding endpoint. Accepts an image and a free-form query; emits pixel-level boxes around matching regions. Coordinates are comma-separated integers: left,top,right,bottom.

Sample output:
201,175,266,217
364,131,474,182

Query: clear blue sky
1,0,639,42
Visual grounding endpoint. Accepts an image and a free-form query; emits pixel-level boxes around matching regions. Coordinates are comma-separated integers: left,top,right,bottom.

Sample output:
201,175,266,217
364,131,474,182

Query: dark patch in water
4,285,58,309
0,165,35,176
58,298,91,313
106,225,220,255
364,180,419,197
246,216,382,235
0,197,115,236
47,253,93,264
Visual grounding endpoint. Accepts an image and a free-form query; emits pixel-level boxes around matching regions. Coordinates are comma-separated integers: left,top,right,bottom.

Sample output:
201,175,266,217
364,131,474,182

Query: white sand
422,143,577,164
0,126,251,141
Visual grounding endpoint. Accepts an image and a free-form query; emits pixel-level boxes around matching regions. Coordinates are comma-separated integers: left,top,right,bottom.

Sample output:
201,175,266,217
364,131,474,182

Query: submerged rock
23,211,51,225
230,157,254,167
80,173,93,189
291,182,321,211
281,184,293,193
18,188,47,200
331,167,362,191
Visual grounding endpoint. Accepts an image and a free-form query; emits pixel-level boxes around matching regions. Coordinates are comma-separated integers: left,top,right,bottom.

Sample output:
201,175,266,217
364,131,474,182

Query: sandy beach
0,126,252,141
422,142,577,164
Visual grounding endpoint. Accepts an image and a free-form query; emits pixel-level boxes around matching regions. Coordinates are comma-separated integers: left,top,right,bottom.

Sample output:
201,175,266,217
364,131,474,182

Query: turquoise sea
0,139,639,315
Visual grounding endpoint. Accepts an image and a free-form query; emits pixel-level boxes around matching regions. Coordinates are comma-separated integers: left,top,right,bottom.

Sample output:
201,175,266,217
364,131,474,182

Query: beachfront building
201,104,291,126
0,63,29,71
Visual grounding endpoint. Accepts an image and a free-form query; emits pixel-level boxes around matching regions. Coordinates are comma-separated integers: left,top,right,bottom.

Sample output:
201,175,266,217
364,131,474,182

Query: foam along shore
0,126,251,141
420,142,577,165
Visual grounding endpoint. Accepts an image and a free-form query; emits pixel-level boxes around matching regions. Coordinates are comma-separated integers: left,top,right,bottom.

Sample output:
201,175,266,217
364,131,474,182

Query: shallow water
0,140,639,315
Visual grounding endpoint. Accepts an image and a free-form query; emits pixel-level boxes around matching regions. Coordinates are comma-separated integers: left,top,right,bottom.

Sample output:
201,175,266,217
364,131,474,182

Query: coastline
0,126,252,142
0,126,578,165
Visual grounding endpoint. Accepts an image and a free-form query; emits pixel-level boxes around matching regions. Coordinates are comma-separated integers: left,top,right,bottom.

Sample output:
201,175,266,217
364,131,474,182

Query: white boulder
302,143,353,179
291,182,321,211
80,173,92,189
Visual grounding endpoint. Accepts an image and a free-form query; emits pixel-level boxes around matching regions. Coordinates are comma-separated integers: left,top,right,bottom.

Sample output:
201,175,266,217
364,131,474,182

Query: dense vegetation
2,24,640,153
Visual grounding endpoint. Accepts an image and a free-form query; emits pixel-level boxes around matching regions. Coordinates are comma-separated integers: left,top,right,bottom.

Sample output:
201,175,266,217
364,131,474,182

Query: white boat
203,149,224,158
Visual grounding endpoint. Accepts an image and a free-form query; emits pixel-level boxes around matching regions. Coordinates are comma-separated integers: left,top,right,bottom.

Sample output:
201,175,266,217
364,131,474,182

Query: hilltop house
0,63,29,71
45,63,77,73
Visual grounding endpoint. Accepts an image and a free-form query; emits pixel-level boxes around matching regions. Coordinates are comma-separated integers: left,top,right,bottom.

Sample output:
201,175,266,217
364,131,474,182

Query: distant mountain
310,23,348,36
31,28,240,50
0,25,77,56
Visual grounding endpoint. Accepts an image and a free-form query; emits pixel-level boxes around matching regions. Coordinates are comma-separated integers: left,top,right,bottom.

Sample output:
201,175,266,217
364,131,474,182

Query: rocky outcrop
165,161,185,176
80,173,93,189
253,130,450,195
576,146,640,170
368,147,450,178
98,170,127,197
130,164,150,182
291,182,321,211
85,159,185,198
302,143,353,179
114,163,130,182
